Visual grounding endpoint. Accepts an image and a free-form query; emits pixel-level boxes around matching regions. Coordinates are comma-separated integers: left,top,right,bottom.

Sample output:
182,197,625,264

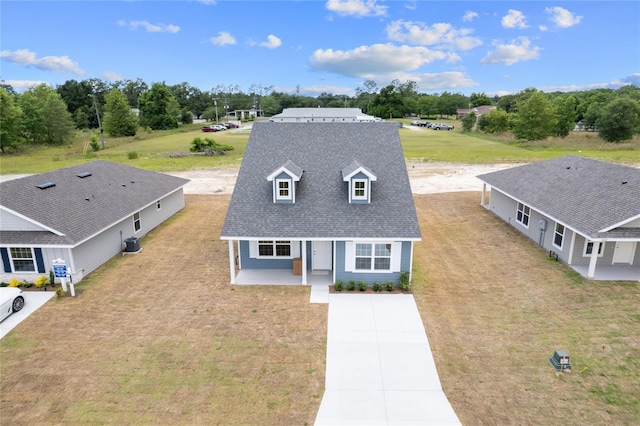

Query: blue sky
1,0,639,96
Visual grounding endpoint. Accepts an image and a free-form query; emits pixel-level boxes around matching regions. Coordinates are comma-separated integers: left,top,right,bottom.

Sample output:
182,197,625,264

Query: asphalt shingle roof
221,122,421,240
477,155,640,238
1,160,189,246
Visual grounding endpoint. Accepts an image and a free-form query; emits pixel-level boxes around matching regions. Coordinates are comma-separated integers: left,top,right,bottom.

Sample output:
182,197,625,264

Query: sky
1,0,639,97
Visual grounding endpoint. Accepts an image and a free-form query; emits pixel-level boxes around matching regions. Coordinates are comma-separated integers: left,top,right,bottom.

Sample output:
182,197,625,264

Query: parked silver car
0,287,25,322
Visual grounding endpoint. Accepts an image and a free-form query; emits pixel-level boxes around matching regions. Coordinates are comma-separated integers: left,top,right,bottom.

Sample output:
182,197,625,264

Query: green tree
511,92,557,140
597,97,640,142
18,84,48,144
0,87,24,153
437,92,468,117
369,85,405,118
469,92,493,108
42,90,75,144
180,107,193,124
104,88,138,137
477,109,510,134
552,95,578,137
417,94,438,118
73,108,89,129
138,83,179,130
461,111,476,132
119,78,149,107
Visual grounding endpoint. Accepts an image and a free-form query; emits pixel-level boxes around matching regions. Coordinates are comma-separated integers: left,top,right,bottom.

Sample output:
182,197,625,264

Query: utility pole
214,99,218,123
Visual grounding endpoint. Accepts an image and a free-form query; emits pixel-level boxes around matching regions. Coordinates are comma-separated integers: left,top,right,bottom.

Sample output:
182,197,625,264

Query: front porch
234,269,334,285
570,264,640,282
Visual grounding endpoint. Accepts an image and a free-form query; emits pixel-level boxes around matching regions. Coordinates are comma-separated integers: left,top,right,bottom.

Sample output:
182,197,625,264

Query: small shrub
35,275,48,289
21,280,33,288
56,287,65,299
385,281,395,291
372,282,382,292
89,134,100,151
399,271,410,291
0,282,8,287
334,280,343,291
8,278,20,287
49,269,55,287
127,151,138,160
358,281,367,291
347,280,355,291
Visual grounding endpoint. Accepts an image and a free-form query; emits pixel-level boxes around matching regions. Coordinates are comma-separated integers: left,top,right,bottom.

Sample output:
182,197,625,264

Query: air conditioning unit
124,237,140,253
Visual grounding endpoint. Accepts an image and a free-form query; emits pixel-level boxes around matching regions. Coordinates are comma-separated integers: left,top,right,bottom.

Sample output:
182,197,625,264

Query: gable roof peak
342,159,377,181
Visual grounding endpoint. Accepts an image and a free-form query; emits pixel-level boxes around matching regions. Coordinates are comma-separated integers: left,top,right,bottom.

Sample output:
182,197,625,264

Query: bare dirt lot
1,193,638,424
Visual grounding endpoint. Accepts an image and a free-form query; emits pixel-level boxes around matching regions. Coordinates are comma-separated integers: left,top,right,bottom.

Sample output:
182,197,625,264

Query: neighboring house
456,105,496,120
477,155,640,281
269,108,380,123
0,161,189,283
220,122,421,285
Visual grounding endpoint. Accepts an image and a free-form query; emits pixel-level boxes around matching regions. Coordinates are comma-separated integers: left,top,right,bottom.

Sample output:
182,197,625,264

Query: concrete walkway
1,291,55,339
315,293,460,425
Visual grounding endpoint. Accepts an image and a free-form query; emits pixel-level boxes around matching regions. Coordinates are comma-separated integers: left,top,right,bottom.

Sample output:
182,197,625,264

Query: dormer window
267,160,303,204
342,160,377,204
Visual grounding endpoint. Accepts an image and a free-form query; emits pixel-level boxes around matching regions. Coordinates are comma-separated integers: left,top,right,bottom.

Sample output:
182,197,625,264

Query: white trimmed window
133,212,141,232
353,179,367,200
10,248,35,272
516,202,530,227
553,223,565,249
355,243,392,271
583,241,604,257
258,240,291,257
276,179,291,200
156,200,161,210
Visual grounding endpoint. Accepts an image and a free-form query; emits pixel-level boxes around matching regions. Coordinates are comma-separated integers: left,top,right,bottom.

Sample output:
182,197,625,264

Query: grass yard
1,193,638,425
1,120,638,175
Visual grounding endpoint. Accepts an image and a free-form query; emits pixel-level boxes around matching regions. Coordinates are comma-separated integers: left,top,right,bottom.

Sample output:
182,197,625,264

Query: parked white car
0,287,25,322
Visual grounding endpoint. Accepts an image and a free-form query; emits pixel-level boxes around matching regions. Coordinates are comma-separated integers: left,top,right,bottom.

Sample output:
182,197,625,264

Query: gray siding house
0,161,189,283
220,122,421,285
477,155,639,281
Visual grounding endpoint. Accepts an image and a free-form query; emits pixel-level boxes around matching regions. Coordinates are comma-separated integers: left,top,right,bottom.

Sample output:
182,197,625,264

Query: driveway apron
315,293,460,425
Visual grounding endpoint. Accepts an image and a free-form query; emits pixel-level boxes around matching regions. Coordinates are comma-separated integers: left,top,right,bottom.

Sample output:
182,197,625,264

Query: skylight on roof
76,172,92,178
36,182,56,190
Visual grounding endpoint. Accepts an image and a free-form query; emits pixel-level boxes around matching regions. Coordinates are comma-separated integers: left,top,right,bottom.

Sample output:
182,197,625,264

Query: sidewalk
315,293,460,425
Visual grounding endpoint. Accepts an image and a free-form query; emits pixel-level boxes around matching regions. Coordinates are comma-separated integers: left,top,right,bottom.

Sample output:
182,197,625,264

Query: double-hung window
352,179,367,200
583,241,604,257
276,180,291,200
133,212,141,232
516,202,530,227
258,240,291,257
10,248,35,272
355,243,392,271
553,223,565,249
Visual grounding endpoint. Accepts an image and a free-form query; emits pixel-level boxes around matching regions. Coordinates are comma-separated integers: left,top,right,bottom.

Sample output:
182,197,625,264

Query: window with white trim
10,248,35,272
133,212,141,232
276,179,291,200
516,202,530,227
258,240,291,257
355,243,392,271
353,179,367,200
553,223,565,249
156,200,161,210
583,241,604,257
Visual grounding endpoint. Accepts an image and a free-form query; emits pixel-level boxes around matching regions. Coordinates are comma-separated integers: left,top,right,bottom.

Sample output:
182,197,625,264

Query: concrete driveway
0,291,55,339
315,293,460,425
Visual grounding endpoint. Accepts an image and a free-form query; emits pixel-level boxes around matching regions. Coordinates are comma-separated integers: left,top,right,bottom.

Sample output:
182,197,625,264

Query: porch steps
310,284,329,304
311,269,330,275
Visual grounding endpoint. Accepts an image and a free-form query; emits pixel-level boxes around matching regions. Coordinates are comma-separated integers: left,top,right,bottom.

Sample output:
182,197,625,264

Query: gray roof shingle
477,155,640,238
221,122,421,240
1,160,189,246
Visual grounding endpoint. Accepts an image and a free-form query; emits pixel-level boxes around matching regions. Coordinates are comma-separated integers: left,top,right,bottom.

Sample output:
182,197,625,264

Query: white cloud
260,35,282,49
386,20,482,51
210,31,236,46
545,7,583,28
325,0,387,17
481,37,541,65
118,20,180,33
463,11,478,22
0,48,85,75
539,25,548,32
540,74,640,92
103,71,123,81
411,71,478,90
310,43,450,78
501,9,528,29
0,79,48,92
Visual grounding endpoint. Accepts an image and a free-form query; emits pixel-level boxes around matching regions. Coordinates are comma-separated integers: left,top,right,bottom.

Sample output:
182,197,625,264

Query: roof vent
622,181,628,185
36,182,56,190
76,172,92,178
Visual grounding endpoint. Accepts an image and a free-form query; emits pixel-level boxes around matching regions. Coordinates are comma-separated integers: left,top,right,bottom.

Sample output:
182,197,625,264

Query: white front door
613,241,636,264
312,241,332,270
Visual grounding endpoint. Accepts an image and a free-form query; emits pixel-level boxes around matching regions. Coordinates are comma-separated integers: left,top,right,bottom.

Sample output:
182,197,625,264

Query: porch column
228,240,236,284
301,240,308,285
481,183,486,206
587,242,599,278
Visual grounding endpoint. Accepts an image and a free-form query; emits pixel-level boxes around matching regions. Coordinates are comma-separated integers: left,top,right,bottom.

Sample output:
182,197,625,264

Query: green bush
372,282,382,292
399,271,410,291
334,280,343,291
358,281,367,291
190,137,234,154
89,134,100,151
347,280,355,291
385,281,395,292
127,151,138,160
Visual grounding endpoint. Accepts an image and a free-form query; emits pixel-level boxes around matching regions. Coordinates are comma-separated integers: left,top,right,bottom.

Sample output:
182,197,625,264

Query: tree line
1,78,639,153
